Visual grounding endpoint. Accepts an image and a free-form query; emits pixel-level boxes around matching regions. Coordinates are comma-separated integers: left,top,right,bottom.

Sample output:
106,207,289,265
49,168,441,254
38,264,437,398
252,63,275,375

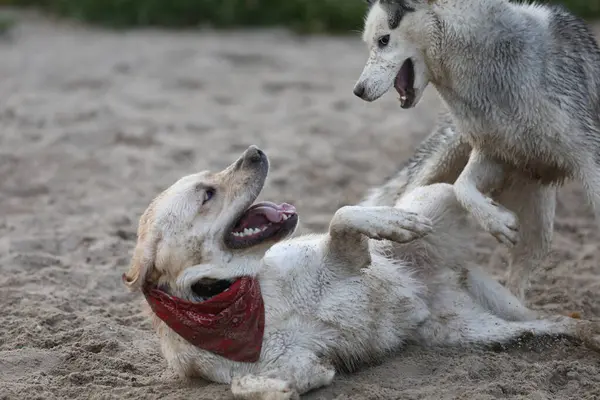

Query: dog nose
244,145,265,164
353,84,365,99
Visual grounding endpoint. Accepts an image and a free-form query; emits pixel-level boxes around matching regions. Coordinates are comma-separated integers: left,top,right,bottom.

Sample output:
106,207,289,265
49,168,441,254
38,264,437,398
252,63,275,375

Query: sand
1,10,599,400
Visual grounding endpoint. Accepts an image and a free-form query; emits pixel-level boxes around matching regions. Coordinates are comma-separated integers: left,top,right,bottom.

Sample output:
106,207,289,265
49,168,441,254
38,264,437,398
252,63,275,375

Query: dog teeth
232,226,267,238
231,214,295,239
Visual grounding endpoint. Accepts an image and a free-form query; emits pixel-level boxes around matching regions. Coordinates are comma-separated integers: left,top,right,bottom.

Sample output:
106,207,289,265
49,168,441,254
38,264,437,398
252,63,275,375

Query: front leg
326,205,433,267
231,375,298,400
231,352,335,400
454,149,519,247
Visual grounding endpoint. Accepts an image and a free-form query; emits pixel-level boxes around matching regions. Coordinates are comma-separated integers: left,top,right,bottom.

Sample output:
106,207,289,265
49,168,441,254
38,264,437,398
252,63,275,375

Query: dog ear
122,208,161,291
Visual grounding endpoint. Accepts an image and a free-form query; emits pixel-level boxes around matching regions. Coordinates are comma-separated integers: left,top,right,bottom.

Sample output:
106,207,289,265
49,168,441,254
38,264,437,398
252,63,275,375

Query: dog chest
462,125,575,184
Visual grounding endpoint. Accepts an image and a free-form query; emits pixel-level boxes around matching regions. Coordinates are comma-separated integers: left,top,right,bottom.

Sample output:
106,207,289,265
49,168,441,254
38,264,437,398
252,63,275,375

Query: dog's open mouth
190,278,234,301
395,58,416,109
225,201,298,249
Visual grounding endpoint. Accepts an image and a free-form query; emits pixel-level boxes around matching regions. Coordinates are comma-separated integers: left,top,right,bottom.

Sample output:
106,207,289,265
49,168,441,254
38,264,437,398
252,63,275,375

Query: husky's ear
122,206,161,291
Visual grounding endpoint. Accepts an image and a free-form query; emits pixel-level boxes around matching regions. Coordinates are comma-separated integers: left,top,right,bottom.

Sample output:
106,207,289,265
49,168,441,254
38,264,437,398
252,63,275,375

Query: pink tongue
247,202,296,223
250,206,281,223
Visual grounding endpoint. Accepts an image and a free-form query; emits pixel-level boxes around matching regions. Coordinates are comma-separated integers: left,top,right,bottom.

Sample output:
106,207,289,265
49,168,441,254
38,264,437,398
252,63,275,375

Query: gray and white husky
354,0,600,302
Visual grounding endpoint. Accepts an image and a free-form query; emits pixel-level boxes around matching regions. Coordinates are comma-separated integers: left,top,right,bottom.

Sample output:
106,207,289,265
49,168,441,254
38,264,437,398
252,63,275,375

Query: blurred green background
0,0,599,33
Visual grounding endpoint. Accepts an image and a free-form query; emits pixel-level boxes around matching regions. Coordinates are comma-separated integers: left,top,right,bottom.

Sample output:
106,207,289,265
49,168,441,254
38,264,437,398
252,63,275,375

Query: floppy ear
122,208,160,291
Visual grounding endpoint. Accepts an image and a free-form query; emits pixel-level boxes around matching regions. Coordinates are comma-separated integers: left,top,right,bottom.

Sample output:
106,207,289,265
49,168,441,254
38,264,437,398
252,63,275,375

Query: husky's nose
353,83,366,99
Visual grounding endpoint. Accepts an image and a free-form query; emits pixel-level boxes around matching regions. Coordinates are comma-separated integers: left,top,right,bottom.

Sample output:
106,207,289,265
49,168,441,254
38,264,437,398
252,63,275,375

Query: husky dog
124,146,600,399
353,0,600,301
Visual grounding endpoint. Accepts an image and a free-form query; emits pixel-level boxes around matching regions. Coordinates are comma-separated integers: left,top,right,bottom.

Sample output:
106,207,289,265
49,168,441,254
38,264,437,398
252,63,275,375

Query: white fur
126,147,600,399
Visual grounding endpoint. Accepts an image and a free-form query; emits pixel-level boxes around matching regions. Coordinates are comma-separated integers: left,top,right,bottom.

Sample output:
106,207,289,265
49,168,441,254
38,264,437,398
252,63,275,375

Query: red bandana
142,277,265,363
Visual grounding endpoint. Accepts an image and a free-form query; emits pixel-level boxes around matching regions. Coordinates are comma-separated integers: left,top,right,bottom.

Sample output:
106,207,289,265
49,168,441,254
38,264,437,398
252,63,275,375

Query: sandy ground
1,11,600,400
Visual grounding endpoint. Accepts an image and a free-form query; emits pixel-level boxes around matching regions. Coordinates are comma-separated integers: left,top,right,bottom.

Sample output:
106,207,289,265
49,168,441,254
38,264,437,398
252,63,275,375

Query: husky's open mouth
395,58,416,109
224,201,298,249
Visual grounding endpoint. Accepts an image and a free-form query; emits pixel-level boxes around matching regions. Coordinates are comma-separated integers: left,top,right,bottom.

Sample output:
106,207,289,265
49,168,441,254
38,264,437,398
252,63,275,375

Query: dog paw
332,206,432,244
575,320,600,352
368,209,434,243
477,198,519,247
232,375,299,400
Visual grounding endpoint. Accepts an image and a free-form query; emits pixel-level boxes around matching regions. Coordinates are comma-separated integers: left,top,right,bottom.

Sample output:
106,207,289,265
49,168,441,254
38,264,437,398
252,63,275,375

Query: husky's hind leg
578,158,600,225
496,180,556,302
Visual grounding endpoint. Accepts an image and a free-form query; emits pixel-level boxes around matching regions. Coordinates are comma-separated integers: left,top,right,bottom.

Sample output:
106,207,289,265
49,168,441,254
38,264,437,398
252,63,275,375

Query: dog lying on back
354,0,600,302
123,146,600,399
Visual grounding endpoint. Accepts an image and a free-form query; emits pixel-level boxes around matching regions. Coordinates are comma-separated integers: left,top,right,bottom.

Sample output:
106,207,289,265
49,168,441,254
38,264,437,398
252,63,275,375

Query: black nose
353,84,365,99
243,145,265,164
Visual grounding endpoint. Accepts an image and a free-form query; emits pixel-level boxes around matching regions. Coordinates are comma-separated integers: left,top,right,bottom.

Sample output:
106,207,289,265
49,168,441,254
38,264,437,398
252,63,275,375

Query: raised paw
330,206,433,244
366,209,434,244
232,375,299,400
575,320,600,352
478,197,519,247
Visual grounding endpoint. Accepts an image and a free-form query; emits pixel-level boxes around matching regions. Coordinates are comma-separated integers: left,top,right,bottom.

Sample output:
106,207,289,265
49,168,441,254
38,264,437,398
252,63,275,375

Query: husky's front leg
326,205,433,266
454,149,519,247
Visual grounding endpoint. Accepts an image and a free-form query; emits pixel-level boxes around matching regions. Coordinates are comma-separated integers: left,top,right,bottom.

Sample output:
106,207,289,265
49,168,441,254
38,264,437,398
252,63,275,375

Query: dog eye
203,188,215,204
378,35,390,48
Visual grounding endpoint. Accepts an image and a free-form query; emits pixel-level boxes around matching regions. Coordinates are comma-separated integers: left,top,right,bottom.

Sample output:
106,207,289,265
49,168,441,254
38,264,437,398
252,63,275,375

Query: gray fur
378,0,416,29
355,0,600,301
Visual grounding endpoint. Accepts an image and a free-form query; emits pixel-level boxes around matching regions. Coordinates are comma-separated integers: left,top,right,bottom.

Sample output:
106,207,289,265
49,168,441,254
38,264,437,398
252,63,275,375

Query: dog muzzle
142,276,265,363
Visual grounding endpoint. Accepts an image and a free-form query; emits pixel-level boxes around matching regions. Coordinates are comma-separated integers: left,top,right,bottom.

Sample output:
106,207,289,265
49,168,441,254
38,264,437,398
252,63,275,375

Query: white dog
123,146,600,399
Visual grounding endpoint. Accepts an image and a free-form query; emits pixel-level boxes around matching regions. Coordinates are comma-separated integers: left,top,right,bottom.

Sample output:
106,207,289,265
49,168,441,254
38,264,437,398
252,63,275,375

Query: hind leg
463,266,538,321
420,290,600,351
398,184,540,320
496,181,556,302
579,160,600,223
442,313,600,351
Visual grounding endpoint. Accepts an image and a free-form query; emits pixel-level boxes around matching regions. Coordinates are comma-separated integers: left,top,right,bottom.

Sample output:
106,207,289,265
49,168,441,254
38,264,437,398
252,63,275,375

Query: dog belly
316,275,430,371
